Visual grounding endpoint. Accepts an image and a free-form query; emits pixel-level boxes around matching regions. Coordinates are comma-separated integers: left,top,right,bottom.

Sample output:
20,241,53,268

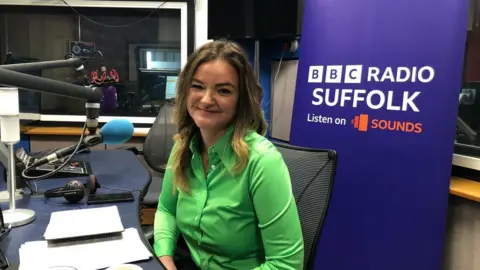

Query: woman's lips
198,108,220,114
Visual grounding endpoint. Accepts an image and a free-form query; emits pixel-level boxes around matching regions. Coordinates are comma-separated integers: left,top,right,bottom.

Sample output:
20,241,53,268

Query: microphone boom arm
1,58,84,73
0,67,102,102
0,57,106,227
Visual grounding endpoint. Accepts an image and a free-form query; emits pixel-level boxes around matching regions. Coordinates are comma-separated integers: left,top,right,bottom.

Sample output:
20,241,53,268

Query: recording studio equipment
0,55,103,136
43,175,100,204
86,99,101,136
208,0,303,39
0,58,83,73
70,50,103,84
3,147,33,189
14,147,33,167
14,147,92,180
29,119,134,169
0,67,102,102
87,192,134,205
7,147,93,191
32,160,92,178
81,51,105,135
0,58,113,227
3,53,42,114
69,41,97,59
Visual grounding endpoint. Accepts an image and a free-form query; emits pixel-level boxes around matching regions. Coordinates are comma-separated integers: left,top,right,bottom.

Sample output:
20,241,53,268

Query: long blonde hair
170,40,267,192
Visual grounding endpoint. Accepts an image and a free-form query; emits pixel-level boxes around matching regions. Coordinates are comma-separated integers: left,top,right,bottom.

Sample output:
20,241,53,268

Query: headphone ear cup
63,180,86,204
85,175,98,194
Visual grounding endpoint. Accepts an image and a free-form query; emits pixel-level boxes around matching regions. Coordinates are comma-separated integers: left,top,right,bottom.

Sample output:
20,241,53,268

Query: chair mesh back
273,142,337,270
143,104,176,172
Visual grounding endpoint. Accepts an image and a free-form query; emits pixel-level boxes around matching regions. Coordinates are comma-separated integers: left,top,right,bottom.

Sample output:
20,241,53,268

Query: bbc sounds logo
351,114,422,134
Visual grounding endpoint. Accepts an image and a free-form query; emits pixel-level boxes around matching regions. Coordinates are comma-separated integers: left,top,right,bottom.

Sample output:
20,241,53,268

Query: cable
60,0,167,28
81,50,103,66
263,51,284,112
0,248,9,270
21,122,88,185
263,51,284,133
296,159,331,205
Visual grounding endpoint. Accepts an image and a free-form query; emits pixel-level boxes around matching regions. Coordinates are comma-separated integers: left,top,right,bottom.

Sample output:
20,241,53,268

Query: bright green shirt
153,127,304,269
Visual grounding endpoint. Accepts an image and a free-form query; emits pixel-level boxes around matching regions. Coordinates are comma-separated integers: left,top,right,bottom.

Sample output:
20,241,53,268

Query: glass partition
454,26,480,169
0,1,187,124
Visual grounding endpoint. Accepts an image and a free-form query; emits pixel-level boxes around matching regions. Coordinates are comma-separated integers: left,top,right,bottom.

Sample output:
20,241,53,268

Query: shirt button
202,261,207,266
211,164,216,170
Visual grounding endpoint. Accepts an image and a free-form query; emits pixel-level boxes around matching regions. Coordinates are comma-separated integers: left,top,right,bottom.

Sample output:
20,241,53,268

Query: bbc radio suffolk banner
289,1,468,270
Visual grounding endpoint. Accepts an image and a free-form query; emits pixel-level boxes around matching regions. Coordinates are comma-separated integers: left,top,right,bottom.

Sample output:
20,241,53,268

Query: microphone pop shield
99,119,134,145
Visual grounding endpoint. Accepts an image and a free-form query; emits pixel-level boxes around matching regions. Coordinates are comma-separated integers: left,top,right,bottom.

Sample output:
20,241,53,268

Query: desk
450,176,480,202
0,150,164,270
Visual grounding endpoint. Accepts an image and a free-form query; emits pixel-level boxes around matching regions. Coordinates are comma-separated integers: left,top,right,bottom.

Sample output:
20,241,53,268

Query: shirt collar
189,125,236,170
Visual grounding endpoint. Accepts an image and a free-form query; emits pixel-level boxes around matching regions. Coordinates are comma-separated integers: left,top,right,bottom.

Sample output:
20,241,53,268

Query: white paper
19,227,152,270
44,206,125,240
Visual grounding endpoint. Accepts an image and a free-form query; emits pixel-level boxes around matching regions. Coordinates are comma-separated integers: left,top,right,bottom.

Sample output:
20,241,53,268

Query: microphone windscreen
99,119,134,144
100,86,117,113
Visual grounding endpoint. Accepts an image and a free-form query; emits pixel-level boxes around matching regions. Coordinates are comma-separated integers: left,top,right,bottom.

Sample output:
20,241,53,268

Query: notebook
43,205,124,240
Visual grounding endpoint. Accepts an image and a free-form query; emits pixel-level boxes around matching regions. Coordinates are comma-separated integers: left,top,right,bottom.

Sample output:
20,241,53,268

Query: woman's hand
159,256,177,270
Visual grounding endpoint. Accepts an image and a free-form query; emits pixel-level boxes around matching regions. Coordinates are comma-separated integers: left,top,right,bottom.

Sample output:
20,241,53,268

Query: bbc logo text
308,65,435,84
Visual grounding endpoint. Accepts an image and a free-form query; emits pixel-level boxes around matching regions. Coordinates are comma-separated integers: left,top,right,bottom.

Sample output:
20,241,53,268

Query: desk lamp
0,58,103,227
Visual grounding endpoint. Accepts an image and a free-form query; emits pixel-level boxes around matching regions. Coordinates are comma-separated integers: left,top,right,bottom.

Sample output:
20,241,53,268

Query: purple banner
290,1,468,269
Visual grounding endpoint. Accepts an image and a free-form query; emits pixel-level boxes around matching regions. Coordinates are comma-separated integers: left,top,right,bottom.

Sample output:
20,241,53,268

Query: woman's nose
200,89,215,105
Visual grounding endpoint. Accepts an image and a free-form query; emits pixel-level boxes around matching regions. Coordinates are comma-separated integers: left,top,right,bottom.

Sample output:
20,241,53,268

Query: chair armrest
142,225,154,244
118,146,144,155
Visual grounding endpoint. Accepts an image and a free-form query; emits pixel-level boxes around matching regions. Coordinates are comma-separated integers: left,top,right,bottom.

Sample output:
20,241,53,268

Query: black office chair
126,103,176,241
272,142,337,270
142,103,176,204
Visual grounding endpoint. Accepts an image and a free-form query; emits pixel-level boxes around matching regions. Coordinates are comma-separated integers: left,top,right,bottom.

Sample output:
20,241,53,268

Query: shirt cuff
153,240,176,257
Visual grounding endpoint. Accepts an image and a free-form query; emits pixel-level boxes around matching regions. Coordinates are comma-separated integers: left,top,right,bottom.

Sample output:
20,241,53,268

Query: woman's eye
191,84,203,90
218,88,231,95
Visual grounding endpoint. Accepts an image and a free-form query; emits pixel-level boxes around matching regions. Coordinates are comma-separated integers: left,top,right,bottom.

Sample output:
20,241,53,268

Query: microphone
14,147,36,167
29,119,134,168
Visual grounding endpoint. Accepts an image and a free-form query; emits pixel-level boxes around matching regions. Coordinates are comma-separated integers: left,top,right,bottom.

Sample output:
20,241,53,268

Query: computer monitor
165,75,178,100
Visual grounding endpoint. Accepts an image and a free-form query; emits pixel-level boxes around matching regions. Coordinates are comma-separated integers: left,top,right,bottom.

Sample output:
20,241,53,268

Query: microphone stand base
0,189,23,202
3,208,35,227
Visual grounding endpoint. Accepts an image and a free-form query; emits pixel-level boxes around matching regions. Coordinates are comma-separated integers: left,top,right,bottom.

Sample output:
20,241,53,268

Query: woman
153,40,304,270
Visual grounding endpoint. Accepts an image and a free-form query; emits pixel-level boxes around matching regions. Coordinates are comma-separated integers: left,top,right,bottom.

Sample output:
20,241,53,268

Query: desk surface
21,126,150,137
0,150,163,270
450,176,480,202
